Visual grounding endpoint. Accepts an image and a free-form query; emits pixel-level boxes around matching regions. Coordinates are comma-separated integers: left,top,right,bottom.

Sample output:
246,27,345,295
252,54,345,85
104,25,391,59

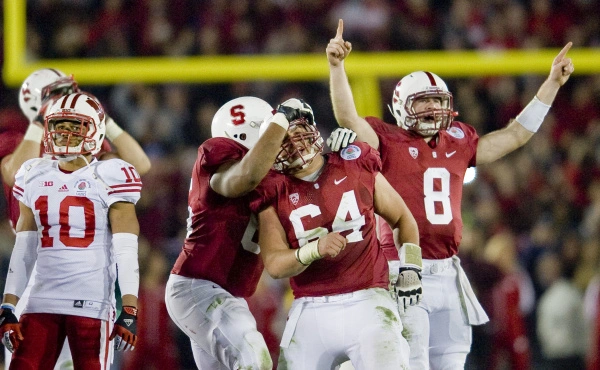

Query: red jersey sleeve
199,137,247,174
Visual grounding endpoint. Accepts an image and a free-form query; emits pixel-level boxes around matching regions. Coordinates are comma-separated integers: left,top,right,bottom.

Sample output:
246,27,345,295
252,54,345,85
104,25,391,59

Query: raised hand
549,42,574,86
326,19,352,67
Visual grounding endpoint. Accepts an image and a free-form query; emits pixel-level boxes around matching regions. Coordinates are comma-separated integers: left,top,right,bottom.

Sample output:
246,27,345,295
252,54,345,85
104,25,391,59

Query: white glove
326,127,357,152
395,267,422,314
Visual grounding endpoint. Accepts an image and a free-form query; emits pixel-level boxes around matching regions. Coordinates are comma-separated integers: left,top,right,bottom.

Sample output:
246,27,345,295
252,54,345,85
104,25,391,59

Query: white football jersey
12,157,142,320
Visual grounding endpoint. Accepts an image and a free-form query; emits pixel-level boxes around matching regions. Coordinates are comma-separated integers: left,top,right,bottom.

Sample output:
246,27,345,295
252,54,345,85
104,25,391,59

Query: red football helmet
390,71,458,136
43,93,106,158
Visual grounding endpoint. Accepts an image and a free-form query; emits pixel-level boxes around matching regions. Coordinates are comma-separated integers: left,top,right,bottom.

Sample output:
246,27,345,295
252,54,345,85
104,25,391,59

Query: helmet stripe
69,93,83,108
48,68,63,76
424,71,437,86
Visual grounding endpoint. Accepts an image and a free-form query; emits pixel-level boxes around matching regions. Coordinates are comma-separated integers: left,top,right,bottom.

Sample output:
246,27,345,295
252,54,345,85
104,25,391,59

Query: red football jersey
0,131,24,228
366,117,479,260
171,137,263,298
251,142,389,298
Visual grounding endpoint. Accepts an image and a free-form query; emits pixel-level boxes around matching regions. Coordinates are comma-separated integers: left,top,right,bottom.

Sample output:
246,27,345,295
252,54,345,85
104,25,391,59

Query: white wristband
296,239,321,266
105,116,124,141
515,96,551,133
398,242,422,270
23,123,44,143
270,112,290,130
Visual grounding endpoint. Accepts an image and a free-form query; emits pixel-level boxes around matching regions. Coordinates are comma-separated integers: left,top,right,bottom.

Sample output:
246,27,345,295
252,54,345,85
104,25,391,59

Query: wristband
23,123,44,143
398,243,423,269
122,306,138,317
515,96,551,133
296,239,321,266
294,249,310,266
105,116,125,141
0,303,15,312
270,113,290,130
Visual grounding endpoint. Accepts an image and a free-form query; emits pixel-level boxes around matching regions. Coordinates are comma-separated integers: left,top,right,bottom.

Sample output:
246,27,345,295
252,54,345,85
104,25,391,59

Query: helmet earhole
240,133,246,140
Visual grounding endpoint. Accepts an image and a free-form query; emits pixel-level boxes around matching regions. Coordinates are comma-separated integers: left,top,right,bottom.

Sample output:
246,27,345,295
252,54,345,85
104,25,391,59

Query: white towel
453,256,489,325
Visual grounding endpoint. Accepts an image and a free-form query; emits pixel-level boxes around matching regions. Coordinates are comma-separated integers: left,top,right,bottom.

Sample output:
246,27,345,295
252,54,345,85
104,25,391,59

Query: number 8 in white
423,168,452,225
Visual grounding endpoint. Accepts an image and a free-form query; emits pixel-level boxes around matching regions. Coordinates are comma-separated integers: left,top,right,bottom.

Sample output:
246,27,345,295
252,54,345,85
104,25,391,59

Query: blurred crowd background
1,0,600,369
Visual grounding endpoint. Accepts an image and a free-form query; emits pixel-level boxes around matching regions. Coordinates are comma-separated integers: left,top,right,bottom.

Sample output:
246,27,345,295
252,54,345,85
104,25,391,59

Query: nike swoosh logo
445,151,457,158
334,176,347,185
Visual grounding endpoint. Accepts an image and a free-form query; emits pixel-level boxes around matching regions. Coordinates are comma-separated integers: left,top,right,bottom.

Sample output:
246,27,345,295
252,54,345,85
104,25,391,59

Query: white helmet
19,68,79,122
43,92,106,157
390,71,457,136
211,96,274,149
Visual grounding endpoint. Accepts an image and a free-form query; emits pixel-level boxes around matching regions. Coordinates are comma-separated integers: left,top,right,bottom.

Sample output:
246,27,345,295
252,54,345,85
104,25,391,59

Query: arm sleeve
113,233,139,297
4,231,38,298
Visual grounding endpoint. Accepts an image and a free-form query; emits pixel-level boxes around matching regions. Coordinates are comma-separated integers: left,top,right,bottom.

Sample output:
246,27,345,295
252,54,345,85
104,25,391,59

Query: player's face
411,97,444,137
53,120,88,147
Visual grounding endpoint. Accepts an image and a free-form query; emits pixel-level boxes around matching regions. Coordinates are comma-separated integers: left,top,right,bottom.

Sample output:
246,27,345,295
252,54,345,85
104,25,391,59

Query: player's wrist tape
23,123,44,143
105,116,125,141
295,239,321,266
515,96,551,133
398,243,423,270
0,303,15,312
270,113,290,130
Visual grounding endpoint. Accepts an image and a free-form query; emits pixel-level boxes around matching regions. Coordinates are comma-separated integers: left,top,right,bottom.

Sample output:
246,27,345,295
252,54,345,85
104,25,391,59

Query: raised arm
477,42,574,165
102,116,152,175
210,99,315,198
258,206,347,279
327,19,380,149
1,122,44,188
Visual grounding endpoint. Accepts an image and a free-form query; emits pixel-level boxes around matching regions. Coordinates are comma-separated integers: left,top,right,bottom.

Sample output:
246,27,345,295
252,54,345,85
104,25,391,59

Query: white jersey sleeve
93,158,142,207
12,158,54,208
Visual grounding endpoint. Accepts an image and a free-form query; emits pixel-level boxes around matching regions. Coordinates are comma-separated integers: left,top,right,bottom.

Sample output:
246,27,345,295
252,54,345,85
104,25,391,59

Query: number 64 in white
289,190,366,247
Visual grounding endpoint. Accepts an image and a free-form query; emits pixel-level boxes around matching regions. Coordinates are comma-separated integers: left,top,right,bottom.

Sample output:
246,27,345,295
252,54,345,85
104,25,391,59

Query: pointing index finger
555,41,573,62
336,19,344,39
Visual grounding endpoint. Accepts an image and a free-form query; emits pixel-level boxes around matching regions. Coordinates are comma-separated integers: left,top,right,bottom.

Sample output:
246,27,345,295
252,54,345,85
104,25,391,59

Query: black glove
109,306,138,351
277,98,315,125
326,128,357,151
395,267,423,314
0,304,22,353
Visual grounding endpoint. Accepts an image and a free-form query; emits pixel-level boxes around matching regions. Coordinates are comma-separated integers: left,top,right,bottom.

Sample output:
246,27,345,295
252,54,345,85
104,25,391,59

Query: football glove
0,304,22,353
395,267,423,314
110,306,138,351
326,127,357,152
277,98,315,125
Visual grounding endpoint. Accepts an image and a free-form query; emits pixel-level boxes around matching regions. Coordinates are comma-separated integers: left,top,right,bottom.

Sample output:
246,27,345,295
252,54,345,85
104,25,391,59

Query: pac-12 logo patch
340,144,361,160
409,147,418,159
447,127,465,139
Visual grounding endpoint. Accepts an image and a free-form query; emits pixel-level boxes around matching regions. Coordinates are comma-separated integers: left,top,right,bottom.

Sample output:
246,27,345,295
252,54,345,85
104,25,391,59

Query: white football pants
165,274,272,370
401,257,483,370
279,287,409,370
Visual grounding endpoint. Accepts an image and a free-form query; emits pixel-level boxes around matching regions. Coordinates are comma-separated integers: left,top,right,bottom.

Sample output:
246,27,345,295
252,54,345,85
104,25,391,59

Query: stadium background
1,0,600,369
